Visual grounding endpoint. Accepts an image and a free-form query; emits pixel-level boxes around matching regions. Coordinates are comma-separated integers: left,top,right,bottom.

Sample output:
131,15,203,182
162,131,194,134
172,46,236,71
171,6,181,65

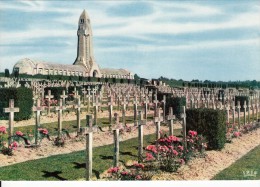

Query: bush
0,87,33,121
165,96,186,119
186,108,226,150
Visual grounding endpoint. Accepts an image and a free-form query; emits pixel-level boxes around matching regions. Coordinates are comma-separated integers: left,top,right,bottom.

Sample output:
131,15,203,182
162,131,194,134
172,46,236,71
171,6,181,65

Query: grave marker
74,97,81,135
45,90,54,115
3,99,19,146
55,99,66,139
166,107,176,136
154,110,163,140
33,99,44,145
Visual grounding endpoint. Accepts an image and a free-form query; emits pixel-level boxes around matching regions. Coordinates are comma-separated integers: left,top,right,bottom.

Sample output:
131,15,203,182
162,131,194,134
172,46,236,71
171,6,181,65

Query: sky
0,0,259,81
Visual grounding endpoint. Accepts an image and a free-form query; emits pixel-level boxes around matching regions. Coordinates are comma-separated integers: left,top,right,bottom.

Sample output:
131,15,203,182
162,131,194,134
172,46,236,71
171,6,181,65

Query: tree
134,74,140,80
4,69,10,77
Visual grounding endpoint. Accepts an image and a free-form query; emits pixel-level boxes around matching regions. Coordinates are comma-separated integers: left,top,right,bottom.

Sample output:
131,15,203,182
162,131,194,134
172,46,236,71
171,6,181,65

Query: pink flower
135,175,142,180
108,167,119,173
180,159,185,164
15,131,24,136
145,153,155,161
188,130,197,137
168,135,180,142
38,128,48,135
146,145,157,153
0,126,7,134
9,141,19,150
159,145,169,152
177,145,184,151
121,171,129,175
133,163,145,170
233,131,241,137
172,149,179,156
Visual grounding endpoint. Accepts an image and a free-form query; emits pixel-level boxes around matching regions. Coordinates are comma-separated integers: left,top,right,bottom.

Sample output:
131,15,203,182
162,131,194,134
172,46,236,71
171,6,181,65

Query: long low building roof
100,68,133,75
14,58,88,72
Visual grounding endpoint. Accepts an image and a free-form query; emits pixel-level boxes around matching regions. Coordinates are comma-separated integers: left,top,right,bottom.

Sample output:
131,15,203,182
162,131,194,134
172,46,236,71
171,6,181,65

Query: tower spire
74,10,100,77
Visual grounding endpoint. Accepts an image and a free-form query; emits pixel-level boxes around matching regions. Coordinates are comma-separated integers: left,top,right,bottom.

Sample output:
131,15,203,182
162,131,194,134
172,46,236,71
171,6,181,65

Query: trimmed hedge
0,87,33,121
165,96,186,119
186,108,226,150
235,96,249,112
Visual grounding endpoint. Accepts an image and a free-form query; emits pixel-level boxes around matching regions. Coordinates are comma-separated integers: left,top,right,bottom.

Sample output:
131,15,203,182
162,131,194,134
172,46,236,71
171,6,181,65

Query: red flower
233,131,241,137
108,167,119,173
168,135,180,142
145,153,155,161
146,145,157,153
180,159,185,164
177,145,184,151
188,130,197,137
121,171,129,175
133,163,145,169
0,126,7,134
135,175,142,180
9,141,19,150
172,149,179,156
15,131,24,136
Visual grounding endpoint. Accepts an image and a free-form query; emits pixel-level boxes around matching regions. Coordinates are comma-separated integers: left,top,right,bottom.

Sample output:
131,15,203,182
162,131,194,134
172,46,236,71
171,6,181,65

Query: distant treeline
156,76,259,89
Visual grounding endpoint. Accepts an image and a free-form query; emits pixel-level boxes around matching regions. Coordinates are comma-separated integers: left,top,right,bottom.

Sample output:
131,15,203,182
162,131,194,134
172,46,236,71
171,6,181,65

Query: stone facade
12,10,134,79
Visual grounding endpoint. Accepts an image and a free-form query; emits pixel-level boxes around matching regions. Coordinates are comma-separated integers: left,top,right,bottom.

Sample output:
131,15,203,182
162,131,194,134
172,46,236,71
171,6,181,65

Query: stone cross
3,99,19,146
153,94,159,117
133,96,139,126
93,100,100,126
82,88,87,105
180,106,187,150
143,96,149,120
86,92,91,113
231,101,235,124
237,101,241,129
117,94,122,111
60,90,68,106
85,131,93,181
74,97,81,135
45,90,54,115
251,100,255,122
247,100,251,124
243,100,247,126
33,99,44,145
190,96,194,109
113,128,120,167
225,103,230,124
91,87,97,104
121,98,128,126
166,107,176,136
85,114,94,181
161,95,166,121
108,97,113,126
256,98,259,121
55,99,66,139
154,110,163,140
138,110,146,162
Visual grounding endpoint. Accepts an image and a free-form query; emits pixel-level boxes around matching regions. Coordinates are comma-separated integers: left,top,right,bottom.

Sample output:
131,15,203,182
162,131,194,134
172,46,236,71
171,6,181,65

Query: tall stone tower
74,10,101,77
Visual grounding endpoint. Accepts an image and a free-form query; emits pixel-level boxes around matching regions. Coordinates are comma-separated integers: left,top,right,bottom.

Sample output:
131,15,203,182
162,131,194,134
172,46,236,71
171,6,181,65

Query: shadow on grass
42,170,68,181
73,162,85,169
120,151,137,158
99,155,113,160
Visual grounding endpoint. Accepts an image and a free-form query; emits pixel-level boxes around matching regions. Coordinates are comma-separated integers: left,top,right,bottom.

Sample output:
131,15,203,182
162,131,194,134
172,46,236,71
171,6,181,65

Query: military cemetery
0,1,259,184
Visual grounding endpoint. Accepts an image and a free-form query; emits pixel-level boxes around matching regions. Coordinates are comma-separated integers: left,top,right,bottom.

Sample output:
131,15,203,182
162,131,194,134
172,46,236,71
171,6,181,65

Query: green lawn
213,145,260,180
0,129,181,181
